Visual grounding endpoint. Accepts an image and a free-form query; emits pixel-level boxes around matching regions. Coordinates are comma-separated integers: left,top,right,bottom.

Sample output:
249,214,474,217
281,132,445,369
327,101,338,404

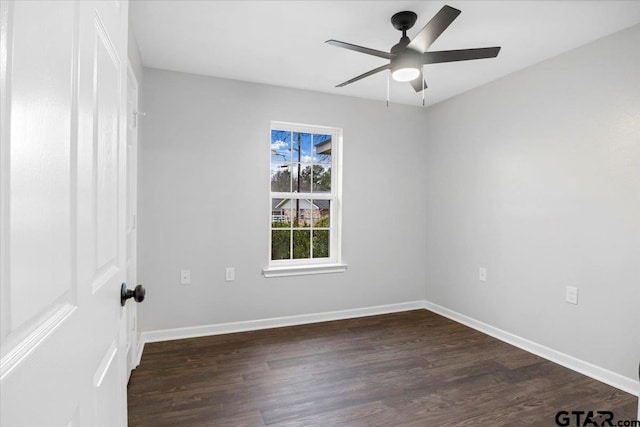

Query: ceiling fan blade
335,64,390,88
408,70,428,92
407,5,461,53
325,40,395,60
422,47,501,64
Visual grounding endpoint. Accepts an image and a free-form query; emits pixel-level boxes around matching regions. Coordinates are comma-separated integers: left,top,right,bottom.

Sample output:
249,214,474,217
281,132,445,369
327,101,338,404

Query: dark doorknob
121,283,145,306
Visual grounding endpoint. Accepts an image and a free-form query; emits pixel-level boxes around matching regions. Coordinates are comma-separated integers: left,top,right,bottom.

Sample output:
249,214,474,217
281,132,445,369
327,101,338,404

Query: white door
1,1,131,426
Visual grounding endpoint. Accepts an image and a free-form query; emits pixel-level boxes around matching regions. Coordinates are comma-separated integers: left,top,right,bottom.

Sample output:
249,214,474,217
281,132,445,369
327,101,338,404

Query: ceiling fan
326,5,501,93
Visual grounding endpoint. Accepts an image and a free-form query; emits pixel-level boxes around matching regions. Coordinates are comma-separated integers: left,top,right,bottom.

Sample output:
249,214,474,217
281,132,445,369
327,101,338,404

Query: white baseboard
135,338,145,368
140,301,424,344
422,300,640,397
136,299,639,399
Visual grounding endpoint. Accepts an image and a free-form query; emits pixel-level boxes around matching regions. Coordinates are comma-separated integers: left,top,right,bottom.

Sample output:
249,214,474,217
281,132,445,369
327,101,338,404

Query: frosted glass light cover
392,67,420,82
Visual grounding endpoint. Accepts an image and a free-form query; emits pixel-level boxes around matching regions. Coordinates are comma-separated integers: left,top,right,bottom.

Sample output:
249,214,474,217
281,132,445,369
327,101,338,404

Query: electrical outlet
479,267,487,282
180,269,191,285
565,286,578,305
225,267,235,282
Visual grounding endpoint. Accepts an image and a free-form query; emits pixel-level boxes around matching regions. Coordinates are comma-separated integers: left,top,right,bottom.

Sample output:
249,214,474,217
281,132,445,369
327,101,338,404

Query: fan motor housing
390,36,411,54
390,49,421,69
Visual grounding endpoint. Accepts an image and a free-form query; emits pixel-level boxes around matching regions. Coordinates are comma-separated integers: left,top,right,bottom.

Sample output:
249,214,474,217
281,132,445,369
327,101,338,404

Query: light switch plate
180,269,191,285
479,267,487,282
225,267,235,282
565,286,578,305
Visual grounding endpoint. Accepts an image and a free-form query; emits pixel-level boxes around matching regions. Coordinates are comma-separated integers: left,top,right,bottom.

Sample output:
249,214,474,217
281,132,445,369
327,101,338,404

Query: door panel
93,14,122,292
3,0,75,355
1,1,130,425
94,340,120,426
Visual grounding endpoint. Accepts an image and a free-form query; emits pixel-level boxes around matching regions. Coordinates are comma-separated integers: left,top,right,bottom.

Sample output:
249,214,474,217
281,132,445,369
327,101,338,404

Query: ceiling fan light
390,52,422,82
391,67,420,82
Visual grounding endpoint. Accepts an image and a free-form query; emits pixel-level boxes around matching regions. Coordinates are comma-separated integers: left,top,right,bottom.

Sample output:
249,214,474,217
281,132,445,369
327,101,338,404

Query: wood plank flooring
128,310,637,426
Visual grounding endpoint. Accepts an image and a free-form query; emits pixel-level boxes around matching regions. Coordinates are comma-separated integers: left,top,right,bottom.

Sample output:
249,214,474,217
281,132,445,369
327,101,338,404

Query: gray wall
138,70,428,331
423,25,640,381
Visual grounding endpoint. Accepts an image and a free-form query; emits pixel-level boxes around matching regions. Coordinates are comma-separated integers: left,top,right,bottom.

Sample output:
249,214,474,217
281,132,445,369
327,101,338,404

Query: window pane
293,132,312,164
271,230,291,260
271,130,292,162
313,230,330,258
270,163,291,192
311,164,331,193
293,230,311,259
297,164,311,192
274,199,299,227
289,198,311,227
311,200,330,227
313,134,332,164
271,198,290,227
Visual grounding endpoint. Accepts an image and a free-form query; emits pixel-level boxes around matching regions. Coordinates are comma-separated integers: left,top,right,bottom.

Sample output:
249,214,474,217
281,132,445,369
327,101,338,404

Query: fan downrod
391,11,418,32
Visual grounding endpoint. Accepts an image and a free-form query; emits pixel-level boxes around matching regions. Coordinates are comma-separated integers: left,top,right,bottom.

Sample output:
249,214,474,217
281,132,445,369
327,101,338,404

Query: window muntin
269,123,340,266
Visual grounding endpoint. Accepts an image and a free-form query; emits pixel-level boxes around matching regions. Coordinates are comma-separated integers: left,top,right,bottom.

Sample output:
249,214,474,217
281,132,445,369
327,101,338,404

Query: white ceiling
130,1,640,107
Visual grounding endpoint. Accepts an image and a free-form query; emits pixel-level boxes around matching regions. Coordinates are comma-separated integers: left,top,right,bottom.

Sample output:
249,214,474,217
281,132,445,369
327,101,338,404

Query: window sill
262,263,348,278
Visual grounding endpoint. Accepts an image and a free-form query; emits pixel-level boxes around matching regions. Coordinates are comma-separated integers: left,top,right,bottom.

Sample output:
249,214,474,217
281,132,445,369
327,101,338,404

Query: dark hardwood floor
128,310,637,426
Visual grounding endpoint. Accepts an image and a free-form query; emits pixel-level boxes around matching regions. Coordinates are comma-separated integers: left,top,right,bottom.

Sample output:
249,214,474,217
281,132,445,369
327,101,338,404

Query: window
263,122,346,277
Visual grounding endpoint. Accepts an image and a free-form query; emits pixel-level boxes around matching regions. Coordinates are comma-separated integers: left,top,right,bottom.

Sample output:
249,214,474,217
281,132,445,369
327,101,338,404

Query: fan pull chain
386,72,390,107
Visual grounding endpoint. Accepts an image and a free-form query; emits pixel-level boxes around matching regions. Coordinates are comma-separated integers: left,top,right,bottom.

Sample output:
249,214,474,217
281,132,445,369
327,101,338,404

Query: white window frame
263,121,347,278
